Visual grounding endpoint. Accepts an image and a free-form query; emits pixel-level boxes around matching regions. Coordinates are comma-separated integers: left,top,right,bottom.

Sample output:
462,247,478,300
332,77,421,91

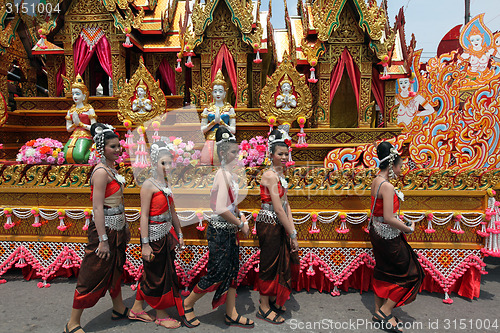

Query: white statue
96,83,104,96
132,81,152,114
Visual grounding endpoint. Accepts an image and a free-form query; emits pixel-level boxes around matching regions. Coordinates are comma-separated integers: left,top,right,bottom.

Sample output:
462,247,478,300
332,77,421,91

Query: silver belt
104,213,126,231
149,221,172,242
372,216,401,239
103,204,124,216
261,201,287,212
149,210,172,223
210,215,238,232
256,209,278,225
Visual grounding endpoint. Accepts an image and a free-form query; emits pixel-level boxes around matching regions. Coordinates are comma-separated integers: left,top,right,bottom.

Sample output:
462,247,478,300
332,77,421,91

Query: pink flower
257,157,264,164
27,156,35,164
183,158,190,166
177,149,184,155
256,145,266,153
179,142,186,149
57,157,65,164
183,152,190,158
169,136,176,142
176,156,184,164
241,142,251,151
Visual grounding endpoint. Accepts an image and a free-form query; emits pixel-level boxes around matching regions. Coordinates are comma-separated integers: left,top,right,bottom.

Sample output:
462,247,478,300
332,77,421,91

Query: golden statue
200,69,236,165
63,74,97,164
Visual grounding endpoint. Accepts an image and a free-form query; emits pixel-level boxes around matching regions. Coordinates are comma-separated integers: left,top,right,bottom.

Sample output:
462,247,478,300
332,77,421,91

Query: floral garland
238,136,267,167
16,138,65,165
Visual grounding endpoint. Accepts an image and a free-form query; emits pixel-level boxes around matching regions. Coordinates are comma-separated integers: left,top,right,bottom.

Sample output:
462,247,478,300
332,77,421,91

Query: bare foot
156,317,181,329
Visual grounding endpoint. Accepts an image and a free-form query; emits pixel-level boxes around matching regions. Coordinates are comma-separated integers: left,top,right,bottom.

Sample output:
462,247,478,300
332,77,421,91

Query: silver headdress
215,131,236,146
93,124,116,163
378,146,399,179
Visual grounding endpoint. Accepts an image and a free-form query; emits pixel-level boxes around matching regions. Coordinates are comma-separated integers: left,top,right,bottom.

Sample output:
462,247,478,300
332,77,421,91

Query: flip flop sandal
269,299,286,313
128,309,154,322
156,317,181,329
63,324,84,333
256,307,284,325
225,314,255,329
111,307,129,321
181,300,200,328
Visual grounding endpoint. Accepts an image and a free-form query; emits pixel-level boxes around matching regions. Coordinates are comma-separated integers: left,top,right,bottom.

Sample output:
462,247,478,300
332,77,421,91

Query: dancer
369,142,424,333
129,141,185,329
255,126,299,325
182,127,254,329
64,123,129,333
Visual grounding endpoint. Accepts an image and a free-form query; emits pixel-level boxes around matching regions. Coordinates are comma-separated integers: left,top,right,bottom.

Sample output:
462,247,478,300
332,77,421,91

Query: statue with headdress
132,80,152,114
63,74,97,164
275,74,297,112
200,69,236,165
458,15,495,74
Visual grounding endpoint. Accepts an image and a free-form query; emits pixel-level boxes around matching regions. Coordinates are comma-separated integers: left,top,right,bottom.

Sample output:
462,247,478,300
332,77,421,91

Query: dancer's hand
241,223,250,237
96,241,110,260
178,238,186,251
290,238,299,252
142,243,154,262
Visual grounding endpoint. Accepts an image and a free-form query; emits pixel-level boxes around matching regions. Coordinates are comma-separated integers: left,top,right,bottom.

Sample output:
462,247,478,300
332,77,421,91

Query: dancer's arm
381,183,414,233
169,197,185,249
91,168,111,260
139,181,154,261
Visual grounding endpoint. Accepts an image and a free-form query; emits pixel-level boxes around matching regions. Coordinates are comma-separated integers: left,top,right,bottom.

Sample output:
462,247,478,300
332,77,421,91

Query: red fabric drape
158,58,177,95
73,35,113,78
210,44,238,106
371,67,385,126
95,35,113,78
56,62,66,97
329,48,361,107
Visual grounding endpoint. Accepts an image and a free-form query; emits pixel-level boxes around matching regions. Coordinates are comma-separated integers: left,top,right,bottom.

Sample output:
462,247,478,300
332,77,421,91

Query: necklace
105,165,125,185
271,166,288,188
150,177,172,197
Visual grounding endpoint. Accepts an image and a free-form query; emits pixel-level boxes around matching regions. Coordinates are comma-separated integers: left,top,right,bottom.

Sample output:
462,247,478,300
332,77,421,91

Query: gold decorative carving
0,91,6,126
259,53,313,124
117,57,166,125
300,38,325,66
328,6,364,44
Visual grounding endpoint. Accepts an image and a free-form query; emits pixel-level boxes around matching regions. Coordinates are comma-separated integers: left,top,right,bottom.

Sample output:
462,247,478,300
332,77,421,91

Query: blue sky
267,0,500,61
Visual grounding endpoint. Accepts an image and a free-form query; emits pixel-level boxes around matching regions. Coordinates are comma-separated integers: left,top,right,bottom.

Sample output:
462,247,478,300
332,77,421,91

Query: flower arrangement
169,137,201,167
16,138,65,165
238,136,267,167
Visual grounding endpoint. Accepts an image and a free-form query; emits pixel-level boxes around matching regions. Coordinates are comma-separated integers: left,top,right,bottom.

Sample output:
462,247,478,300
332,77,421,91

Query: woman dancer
64,123,129,333
255,126,299,325
182,127,254,329
129,141,185,328
369,142,424,332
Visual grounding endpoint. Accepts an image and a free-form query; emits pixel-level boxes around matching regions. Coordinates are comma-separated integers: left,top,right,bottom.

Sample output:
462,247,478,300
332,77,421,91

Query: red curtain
158,58,177,95
56,62,66,97
329,48,361,108
371,67,385,126
210,44,238,106
73,35,113,78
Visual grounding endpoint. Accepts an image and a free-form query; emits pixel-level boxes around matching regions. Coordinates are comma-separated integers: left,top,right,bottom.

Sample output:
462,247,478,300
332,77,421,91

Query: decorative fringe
175,58,182,73
185,52,195,68
442,292,453,304
195,211,205,231
331,285,340,297
296,116,308,148
309,212,320,234
307,67,318,83
286,147,295,167
3,208,14,230
425,212,435,233
31,208,41,227
83,209,92,231
123,28,133,48
57,209,68,231
253,50,262,64
336,214,350,234
132,126,149,168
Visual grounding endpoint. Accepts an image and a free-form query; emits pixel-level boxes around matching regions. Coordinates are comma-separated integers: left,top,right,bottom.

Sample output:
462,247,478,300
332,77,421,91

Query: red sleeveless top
371,193,400,217
210,185,235,212
90,180,121,203
149,191,173,224
260,182,285,203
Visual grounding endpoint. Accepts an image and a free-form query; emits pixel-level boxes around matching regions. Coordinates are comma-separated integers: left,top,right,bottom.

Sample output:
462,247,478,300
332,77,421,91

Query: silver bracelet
177,232,183,239
239,212,244,218
141,237,150,244
238,221,245,229
98,234,108,242
290,230,298,239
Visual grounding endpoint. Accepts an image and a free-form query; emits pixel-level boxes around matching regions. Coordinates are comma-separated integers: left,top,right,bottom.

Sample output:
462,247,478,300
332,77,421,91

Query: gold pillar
110,39,126,96
251,61,262,108
236,52,248,108
317,62,330,128
385,79,397,127
358,62,373,127
63,41,75,97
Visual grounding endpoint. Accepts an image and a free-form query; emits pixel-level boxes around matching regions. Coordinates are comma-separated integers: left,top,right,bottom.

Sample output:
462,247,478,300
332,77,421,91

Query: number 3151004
6,2,61,15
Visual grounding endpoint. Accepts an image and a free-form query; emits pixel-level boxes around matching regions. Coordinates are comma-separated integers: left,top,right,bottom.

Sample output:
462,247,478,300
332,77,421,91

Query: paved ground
0,257,499,333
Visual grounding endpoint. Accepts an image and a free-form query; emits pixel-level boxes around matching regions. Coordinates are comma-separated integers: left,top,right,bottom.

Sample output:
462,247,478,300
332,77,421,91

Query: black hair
90,122,119,143
215,127,238,161
377,141,402,170
269,128,288,155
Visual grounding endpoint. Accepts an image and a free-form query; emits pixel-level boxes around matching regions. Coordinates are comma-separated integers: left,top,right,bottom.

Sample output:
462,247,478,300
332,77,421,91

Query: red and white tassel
185,52,194,68
36,29,48,50
425,212,435,234
123,28,133,48
195,211,205,231
309,212,320,234
3,208,14,230
132,126,149,168
450,214,464,234
31,208,41,227
336,213,350,234
308,67,318,83
123,119,135,150
57,209,69,231
175,58,182,72
296,116,308,148
83,209,92,231
286,146,295,167
151,121,160,142
253,49,262,64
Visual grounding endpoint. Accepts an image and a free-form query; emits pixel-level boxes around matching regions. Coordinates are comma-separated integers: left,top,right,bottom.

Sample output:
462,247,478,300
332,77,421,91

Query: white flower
222,133,230,139
395,190,404,202
269,135,275,142
390,147,399,156
115,174,126,185
25,148,36,157
162,187,172,196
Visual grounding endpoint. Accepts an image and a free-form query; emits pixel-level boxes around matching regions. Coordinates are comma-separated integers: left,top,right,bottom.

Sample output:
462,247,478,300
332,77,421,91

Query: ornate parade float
0,0,499,304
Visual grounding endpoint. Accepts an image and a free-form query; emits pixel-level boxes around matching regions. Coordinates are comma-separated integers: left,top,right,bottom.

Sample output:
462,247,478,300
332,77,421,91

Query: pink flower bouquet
238,136,268,167
169,137,201,167
16,138,65,165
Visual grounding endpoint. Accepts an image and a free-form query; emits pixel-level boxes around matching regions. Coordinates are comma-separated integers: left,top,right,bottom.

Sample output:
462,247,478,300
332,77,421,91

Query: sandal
63,324,84,333
225,314,255,329
269,299,286,313
156,317,181,329
256,307,284,325
376,310,403,333
128,309,154,322
111,307,129,321
181,299,200,328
